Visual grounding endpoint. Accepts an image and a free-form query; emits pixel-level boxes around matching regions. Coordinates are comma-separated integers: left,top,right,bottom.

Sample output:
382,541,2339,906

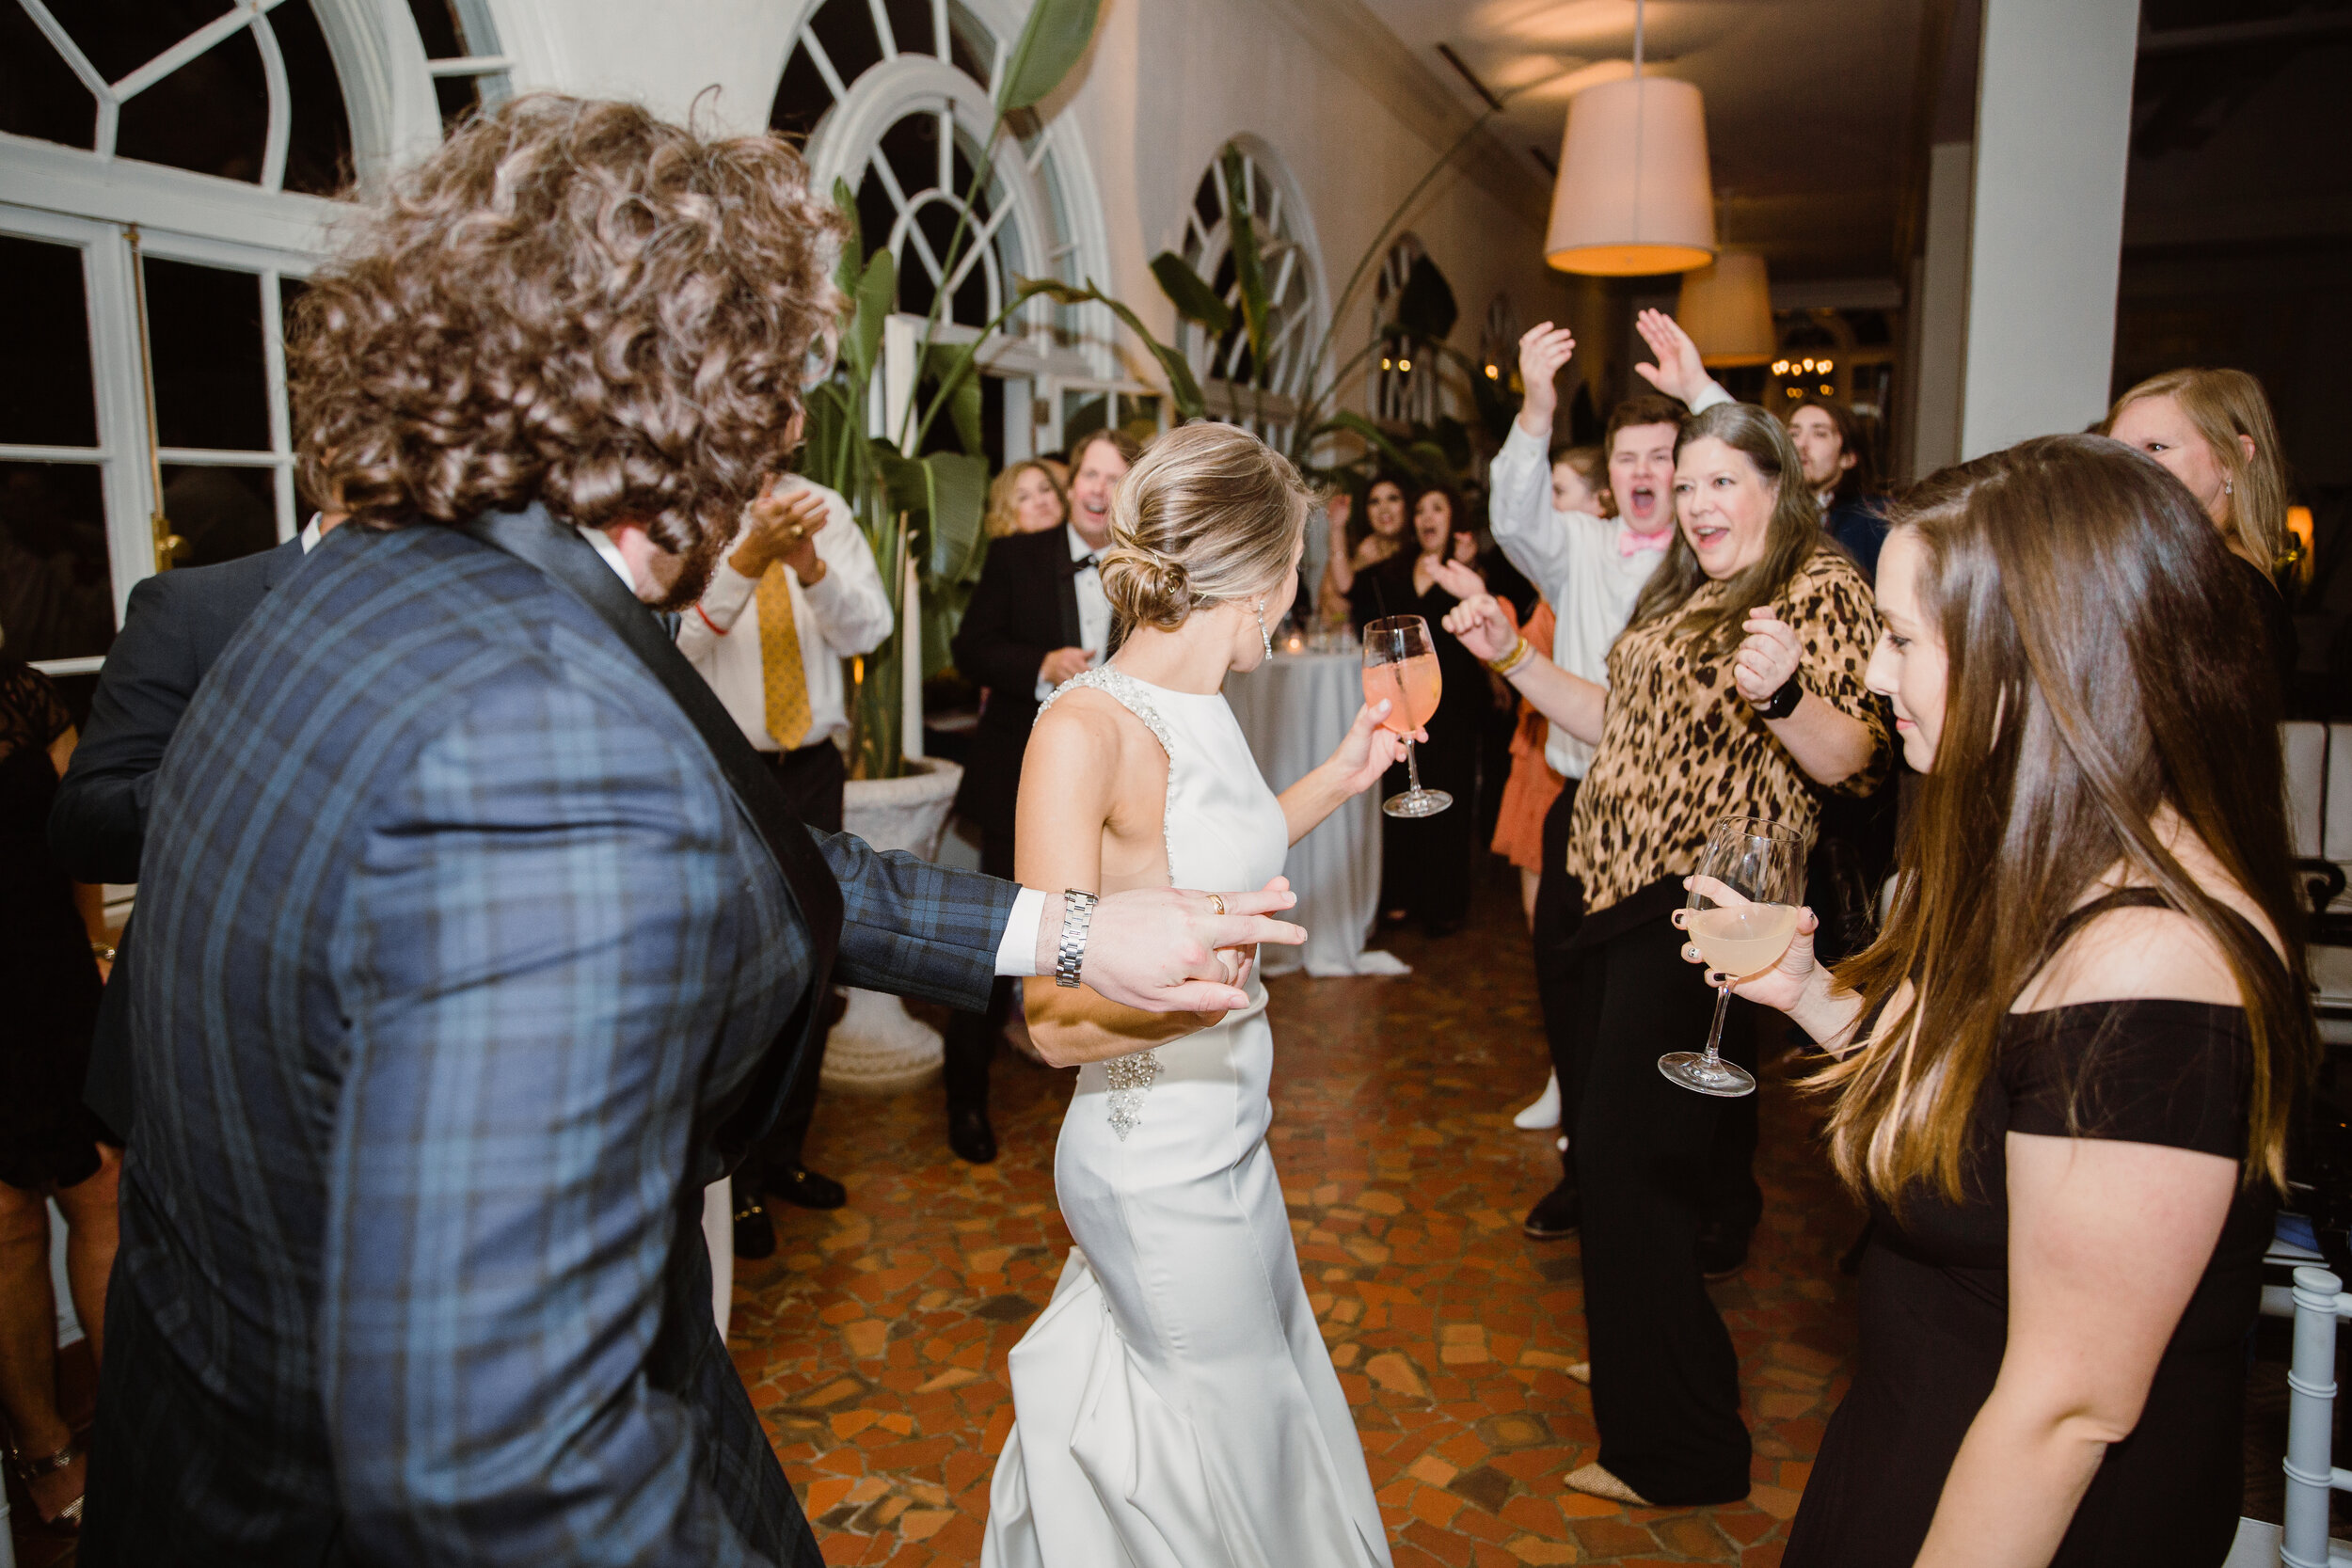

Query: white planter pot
818,754,966,1096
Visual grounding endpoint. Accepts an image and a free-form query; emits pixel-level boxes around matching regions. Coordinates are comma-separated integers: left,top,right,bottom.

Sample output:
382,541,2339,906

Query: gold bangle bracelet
1485,637,1533,677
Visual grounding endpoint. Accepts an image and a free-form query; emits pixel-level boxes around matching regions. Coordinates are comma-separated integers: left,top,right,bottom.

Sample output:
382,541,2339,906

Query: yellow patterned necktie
756,564,812,751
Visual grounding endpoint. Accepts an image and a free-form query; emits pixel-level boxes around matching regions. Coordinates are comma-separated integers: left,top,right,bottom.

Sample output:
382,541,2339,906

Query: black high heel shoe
8,1437,86,1534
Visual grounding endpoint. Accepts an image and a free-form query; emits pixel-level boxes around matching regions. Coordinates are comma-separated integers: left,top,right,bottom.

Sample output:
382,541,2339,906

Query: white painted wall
1908,139,1973,478
1957,0,2139,459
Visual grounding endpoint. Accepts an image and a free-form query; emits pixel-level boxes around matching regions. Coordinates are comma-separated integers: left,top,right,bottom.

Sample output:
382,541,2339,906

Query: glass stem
1701,983,1733,1067
1404,738,1423,794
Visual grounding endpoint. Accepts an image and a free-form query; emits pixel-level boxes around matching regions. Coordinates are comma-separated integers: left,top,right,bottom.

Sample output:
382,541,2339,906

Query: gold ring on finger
1208,894,1226,916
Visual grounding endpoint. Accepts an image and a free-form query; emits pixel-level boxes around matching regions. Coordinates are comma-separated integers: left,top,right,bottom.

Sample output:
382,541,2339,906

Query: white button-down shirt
1487,383,1730,780
1035,522,1113,701
675,478,894,752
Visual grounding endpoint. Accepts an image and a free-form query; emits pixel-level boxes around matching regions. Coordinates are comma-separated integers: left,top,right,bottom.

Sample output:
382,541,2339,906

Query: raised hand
1077,879,1307,1014
1673,879,1823,1012
1732,607,1803,707
1428,555,1486,602
1440,593,1518,664
733,480,830,580
1630,309,1710,407
1325,699,1424,797
1516,322,1578,434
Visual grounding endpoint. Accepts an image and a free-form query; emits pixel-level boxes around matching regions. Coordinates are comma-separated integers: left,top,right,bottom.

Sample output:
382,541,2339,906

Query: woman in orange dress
1490,598,1564,925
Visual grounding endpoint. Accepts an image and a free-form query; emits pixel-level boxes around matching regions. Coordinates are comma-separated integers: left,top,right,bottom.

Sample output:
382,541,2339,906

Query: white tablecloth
1225,650,1408,978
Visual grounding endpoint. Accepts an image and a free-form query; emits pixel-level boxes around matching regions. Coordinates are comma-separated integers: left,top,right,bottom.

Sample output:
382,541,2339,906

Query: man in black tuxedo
48,515,336,1140
943,426,1139,1162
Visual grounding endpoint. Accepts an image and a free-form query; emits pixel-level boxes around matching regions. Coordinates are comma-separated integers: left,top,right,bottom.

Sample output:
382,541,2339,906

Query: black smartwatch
1754,676,1804,721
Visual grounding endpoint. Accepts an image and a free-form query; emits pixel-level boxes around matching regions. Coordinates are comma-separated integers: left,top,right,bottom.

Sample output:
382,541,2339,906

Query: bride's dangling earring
1253,600,1273,659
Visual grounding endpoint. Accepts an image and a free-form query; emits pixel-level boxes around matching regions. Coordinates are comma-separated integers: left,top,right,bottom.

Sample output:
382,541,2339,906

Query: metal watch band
1055,889,1100,988
1756,676,1804,721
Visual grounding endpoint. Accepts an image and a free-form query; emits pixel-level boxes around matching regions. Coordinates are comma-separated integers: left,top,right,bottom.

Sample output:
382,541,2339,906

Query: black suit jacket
49,535,307,1137
948,528,1085,840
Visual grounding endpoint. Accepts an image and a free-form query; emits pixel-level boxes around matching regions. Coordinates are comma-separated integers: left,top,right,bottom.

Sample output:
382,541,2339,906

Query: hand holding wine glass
1660,816,1807,1097
1672,878,1821,1012
1360,614,1451,817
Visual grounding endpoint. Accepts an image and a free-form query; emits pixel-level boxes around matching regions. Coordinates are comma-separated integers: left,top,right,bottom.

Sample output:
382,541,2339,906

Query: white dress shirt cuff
1689,381,1734,415
994,886,1048,977
695,559,759,632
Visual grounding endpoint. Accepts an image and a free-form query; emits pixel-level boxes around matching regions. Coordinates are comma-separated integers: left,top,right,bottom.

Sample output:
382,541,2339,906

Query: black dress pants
939,827,1014,1110
755,740,845,1178
1560,907,1759,1505
1532,781,1583,1134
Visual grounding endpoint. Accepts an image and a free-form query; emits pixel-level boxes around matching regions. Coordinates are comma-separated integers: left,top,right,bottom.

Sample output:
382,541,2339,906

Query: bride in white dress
981,423,1417,1568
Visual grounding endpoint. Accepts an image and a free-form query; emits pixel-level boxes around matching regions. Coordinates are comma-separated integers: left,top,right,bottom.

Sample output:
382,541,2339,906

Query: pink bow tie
1617,526,1672,558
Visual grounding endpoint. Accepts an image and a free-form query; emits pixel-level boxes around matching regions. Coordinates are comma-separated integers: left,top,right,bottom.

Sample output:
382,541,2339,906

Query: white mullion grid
156,448,293,469
940,192,1014,301
867,0,898,57
936,106,953,199
872,159,946,285
0,442,107,463
930,0,947,56
977,244,1000,322
801,27,850,105
250,8,291,194
988,37,1007,101
261,268,295,542
112,0,294,103
425,56,515,76
16,0,119,154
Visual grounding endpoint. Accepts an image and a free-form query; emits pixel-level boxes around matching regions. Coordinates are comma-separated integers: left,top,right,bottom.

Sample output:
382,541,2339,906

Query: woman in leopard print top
1448,395,1889,1509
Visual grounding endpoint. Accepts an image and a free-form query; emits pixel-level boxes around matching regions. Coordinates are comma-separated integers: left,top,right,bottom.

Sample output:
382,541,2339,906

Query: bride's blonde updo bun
1098,421,1314,633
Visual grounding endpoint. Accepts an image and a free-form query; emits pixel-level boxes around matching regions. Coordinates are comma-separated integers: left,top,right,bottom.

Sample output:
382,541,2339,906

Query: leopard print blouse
1565,546,1890,915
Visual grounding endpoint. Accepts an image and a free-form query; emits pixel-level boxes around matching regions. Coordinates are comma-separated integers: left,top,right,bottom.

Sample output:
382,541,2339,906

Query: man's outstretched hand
1036,879,1306,1012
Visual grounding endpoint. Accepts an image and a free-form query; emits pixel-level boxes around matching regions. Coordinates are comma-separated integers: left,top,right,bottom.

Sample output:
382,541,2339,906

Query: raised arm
322,679,774,1565
1631,309,1734,413
1440,581,1607,746
1488,324,1581,600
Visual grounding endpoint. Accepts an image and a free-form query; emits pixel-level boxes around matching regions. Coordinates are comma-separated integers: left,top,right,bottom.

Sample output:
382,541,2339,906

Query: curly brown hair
289,94,844,589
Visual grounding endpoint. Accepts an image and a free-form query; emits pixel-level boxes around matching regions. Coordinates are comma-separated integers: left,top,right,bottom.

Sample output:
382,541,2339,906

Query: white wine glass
1660,816,1807,1098
1361,614,1451,818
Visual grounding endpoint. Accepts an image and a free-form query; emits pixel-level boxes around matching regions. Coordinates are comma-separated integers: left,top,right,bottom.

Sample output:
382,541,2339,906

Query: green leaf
1393,253,1458,343
1150,250,1232,336
1218,150,1270,378
1014,275,1207,421
922,345,986,458
843,248,895,386
994,0,1104,113
919,451,989,585
1319,410,1438,481
832,176,864,297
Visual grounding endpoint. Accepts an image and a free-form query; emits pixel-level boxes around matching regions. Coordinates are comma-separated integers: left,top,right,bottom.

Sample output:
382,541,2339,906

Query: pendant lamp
1676,252,1774,365
1543,0,1717,277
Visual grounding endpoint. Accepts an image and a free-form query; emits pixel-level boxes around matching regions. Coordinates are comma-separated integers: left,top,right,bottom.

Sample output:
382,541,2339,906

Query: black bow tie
1073,553,1099,572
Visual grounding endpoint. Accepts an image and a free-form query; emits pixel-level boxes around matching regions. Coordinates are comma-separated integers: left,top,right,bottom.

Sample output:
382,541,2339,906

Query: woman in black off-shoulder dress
1687,436,2317,1567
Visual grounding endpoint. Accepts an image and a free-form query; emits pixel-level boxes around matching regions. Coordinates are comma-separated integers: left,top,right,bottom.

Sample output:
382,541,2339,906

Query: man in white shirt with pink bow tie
1486,307,1728,1242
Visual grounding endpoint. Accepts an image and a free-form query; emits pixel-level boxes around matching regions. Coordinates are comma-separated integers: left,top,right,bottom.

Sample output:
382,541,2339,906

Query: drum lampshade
1675,253,1774,366
1544,75,1717,277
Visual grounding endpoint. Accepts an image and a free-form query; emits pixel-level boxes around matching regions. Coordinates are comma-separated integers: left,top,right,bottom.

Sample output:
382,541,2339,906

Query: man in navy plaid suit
81,97,1297,1568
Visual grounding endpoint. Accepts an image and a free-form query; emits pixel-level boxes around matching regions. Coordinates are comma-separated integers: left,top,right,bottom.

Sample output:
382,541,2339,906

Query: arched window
0,0,466,672
771,0,1104,361
1173,139,1325,419
1371,236,1450,428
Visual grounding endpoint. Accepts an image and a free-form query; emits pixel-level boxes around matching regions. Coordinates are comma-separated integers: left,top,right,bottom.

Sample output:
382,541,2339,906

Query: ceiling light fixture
1675,252,1773,366
1542,0,1716,277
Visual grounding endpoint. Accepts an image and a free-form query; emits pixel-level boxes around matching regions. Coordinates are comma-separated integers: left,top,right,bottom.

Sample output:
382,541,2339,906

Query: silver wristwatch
1055,889,1100,988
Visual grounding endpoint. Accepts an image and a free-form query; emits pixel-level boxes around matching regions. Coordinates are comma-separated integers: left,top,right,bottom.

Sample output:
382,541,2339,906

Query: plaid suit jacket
83,521,1014,1567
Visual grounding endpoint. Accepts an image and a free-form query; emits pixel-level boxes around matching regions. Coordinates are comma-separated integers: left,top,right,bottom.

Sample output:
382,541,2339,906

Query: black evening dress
1785,889,2276,1568
1348,552,1486,933
0,657,110,1190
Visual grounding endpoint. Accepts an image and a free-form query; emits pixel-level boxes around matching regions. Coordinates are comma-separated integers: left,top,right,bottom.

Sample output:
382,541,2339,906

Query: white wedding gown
981,668,1391,1568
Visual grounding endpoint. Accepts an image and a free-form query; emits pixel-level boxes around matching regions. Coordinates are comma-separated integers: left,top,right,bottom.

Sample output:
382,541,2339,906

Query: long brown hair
2103,368,2289,569
1814,436,2314,1203
1626,401,1828,657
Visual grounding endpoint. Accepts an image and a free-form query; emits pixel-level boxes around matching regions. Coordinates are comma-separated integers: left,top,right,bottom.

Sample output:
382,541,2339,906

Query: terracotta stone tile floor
732,862,1868,1567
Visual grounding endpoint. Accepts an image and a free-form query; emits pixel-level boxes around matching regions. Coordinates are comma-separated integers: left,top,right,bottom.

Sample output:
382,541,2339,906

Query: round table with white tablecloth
1223,648,1409,979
